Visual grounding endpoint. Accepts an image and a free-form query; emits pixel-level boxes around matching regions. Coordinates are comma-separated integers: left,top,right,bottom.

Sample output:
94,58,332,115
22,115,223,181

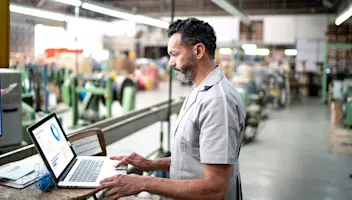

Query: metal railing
0,98,184,166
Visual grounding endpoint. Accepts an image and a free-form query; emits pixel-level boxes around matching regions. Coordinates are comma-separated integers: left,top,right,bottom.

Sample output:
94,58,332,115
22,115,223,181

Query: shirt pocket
180,118,200,158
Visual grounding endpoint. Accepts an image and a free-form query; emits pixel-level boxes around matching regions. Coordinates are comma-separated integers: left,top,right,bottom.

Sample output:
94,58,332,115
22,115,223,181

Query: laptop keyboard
69,160,104,182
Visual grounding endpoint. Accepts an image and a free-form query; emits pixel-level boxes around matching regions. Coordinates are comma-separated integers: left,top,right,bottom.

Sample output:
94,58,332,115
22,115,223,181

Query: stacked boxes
239,21,263,41
325,24,352,73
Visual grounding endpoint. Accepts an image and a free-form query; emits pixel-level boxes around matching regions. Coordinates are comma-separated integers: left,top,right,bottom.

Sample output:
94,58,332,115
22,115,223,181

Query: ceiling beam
145,7,333,17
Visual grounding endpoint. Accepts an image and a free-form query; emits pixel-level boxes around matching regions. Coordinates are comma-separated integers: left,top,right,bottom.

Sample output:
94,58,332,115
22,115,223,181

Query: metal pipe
167,0,175,154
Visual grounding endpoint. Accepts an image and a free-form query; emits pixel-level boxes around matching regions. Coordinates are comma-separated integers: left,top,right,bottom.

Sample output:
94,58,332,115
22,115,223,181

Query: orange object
45,48,83,58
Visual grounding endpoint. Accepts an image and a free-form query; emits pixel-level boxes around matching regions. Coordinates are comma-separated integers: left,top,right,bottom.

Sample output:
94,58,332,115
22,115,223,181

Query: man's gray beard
177,67,193,82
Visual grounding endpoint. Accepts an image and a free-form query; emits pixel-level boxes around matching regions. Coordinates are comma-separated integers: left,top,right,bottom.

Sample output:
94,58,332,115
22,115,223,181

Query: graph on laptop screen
32,116,74,177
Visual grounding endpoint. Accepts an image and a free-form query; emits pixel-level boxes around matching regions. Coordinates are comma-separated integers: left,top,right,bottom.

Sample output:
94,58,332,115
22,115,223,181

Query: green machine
236,86,262,143
322,43,352,103
65,74,137,128
343,84,352,127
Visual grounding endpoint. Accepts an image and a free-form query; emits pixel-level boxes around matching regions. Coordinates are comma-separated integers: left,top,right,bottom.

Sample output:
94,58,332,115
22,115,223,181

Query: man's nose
168,59,175,67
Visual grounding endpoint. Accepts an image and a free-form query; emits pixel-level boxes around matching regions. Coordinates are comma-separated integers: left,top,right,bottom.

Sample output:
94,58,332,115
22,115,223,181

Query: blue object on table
35,171,54,192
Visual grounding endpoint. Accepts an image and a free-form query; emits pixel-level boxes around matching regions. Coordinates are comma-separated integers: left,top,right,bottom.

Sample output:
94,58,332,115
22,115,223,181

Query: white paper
0,155,43,188
72,135,102,156
0,165,33,180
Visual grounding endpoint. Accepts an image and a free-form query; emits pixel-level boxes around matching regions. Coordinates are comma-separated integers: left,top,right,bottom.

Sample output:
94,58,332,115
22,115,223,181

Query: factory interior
0,0,352,199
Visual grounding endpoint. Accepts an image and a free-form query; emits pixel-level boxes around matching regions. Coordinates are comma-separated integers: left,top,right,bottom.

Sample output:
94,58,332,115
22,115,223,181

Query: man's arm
150,157,171,171
100,164,232,200
143,164,231,200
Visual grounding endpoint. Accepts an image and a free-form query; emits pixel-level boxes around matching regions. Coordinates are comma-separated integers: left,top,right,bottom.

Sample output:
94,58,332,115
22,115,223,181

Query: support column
0,0,9,68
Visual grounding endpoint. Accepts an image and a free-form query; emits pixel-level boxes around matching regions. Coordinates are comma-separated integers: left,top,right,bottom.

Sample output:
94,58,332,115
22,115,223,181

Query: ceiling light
82,3,136,20
52,0,82,7
211,0,250,24
256,49,270,56
242,44,257,50
219,48,232,55
10,4,66,21
335,5,352,26
284,49,297,56
245,48,270,56
135,15,169,29
82,1,169,29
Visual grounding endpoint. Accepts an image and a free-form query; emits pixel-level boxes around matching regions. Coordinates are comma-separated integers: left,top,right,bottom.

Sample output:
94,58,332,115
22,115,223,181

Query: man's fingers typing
110,156,125,160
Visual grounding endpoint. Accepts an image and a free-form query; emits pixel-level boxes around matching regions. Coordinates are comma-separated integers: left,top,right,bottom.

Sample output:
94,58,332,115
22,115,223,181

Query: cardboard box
56,54,93,75
328,127,352,155
331,101,343,125
337,35,348,43
326,35,336,43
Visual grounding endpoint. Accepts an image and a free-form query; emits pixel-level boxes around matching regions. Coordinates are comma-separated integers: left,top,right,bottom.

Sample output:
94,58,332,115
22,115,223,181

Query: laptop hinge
59,158,78,182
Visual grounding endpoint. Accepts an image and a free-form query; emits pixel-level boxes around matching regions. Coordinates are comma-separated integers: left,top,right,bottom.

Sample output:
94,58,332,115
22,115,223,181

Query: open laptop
27,113,125,188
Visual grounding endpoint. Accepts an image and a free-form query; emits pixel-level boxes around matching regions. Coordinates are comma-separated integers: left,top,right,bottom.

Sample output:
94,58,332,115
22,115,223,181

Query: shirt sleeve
199,97,241,164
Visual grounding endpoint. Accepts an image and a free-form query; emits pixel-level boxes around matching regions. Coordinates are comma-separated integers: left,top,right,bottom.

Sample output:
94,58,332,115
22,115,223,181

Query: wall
10,22,34,54
161,16,240,43
65,18,136,56
163,14,335,45
250,14,335,44
34,25,71,56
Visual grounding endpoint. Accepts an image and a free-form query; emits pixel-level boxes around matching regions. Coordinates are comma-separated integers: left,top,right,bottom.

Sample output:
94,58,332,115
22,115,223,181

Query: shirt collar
197,65,224,92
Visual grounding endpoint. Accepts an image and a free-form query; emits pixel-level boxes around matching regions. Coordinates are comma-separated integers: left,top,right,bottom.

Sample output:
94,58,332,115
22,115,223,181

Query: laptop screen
32,116,74,178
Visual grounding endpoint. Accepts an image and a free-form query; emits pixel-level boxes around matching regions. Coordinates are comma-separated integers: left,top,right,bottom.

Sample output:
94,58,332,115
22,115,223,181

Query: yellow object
128,51,136,60
110,71,118,80
270,89,281,98
215,51,220,60
0,0,9,68
145,78,152,91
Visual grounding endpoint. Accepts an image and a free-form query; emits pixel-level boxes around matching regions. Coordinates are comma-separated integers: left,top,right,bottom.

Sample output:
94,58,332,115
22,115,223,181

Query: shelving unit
322,43,352,103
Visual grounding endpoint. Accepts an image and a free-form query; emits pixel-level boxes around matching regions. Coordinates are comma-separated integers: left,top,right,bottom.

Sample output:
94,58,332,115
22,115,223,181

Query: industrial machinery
0,69,22,151
267,68,288,108
62,74,138,128
236,86,262,143
339,79,352,127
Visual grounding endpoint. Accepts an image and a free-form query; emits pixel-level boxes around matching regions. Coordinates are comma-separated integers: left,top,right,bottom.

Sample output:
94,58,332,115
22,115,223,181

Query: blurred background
0,0,352,199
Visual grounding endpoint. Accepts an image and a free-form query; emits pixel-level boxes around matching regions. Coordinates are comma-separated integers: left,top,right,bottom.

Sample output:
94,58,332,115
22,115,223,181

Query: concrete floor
240,99,352,200
61,81,352,199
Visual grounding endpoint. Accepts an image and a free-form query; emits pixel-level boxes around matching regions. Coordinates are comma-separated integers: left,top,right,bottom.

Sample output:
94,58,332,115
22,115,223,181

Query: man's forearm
141,176,225,200
150,157,170,171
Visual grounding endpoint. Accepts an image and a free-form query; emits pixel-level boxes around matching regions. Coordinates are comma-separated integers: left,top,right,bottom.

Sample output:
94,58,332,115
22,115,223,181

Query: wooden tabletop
0,184,153,200
0,184,100,200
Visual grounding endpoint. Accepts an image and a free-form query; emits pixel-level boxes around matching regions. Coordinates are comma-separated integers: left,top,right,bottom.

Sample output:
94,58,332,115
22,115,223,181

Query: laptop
27,113,126,188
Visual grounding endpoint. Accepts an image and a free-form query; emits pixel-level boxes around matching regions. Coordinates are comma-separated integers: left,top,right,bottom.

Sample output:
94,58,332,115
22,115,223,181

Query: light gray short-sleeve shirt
170,66,246,200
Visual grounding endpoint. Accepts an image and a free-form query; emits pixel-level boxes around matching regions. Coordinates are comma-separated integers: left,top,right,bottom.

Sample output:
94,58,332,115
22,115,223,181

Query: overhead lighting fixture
285,49,297,56
82,1,169,29
135,15,169,29
245,48,270,56
242,44,257,50
335,5,352,26
211,0,250,24
52,0,82,7
256,49,270,56
219,48,233,55
82,3,136,20
10,4,66,21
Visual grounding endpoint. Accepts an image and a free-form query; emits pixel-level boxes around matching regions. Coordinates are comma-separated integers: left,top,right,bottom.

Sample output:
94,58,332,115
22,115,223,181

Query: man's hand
98,174,146,200
111,152,153,171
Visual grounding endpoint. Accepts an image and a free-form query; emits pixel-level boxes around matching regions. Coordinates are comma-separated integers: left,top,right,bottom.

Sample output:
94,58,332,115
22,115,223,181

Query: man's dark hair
167,18,217,59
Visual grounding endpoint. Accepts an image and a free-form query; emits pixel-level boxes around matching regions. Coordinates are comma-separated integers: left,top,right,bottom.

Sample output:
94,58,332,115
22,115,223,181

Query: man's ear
194,43,206,59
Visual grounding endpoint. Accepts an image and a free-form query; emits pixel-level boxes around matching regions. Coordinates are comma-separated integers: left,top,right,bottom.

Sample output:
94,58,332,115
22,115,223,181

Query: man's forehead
168,33,182,48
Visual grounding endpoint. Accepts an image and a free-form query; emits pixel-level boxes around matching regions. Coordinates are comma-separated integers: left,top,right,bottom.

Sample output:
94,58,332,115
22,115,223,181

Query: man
98,18,246,200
